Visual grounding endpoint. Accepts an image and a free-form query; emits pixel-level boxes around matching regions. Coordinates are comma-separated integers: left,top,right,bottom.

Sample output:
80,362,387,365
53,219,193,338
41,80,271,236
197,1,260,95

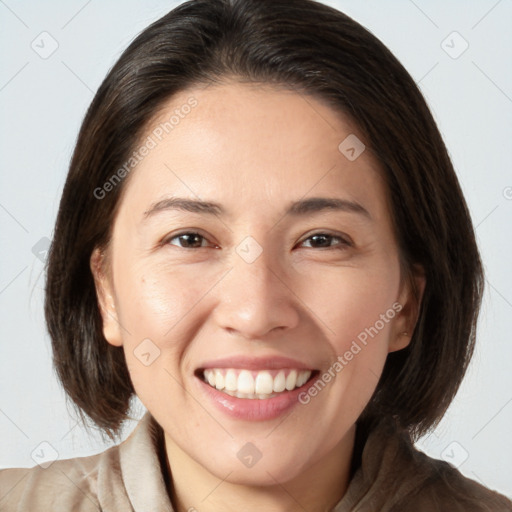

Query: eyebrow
143,196,371,221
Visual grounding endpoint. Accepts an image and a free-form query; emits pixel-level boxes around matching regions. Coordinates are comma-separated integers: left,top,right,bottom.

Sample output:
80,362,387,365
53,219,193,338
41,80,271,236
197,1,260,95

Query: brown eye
167,232,210,249
299,233,352,249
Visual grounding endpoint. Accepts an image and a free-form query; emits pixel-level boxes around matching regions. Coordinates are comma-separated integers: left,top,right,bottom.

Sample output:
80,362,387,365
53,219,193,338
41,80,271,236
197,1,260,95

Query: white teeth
202,368,312,399
237,370,255,394
224,369,237,391
214,370,225,390
254,371,274,394
298,370,311,387
297,371,308,387
273,371,286,392
285,369,297,390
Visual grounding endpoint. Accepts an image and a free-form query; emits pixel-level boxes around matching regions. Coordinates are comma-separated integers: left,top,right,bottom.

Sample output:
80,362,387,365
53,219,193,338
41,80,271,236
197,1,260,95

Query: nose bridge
235,246,279,298
214,242,299,338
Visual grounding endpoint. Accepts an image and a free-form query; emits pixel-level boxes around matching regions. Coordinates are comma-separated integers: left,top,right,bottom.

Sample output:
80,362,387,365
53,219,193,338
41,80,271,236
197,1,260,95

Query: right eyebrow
143,197,224,220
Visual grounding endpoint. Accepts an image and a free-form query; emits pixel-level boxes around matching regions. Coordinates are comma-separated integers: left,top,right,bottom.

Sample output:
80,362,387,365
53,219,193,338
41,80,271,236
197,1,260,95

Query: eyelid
162,229,218,248
298,230,354,248
162,229,354,251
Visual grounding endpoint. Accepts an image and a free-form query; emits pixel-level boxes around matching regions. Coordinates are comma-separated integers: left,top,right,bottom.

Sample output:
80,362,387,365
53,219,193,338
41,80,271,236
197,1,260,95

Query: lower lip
195,375,316,421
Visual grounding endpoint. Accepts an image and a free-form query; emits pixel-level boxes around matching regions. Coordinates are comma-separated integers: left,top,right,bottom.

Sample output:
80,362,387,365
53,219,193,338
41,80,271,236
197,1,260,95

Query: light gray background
1,0,511,499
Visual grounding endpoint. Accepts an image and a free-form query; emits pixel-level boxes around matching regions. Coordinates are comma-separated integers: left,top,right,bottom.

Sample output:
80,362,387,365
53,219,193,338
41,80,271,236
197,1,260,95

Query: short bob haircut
45,0,483,440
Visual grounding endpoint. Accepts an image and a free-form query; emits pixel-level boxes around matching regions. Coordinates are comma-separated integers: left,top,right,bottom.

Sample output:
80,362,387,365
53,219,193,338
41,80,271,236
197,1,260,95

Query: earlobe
389,331,412,353
389,264,426,353
90,247,124,347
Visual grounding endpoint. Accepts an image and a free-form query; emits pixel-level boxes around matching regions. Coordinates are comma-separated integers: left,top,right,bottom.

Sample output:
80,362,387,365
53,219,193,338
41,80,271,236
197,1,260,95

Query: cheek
298,264,399,412
111,260,207,394
114,259,208,343
115,262,203,414
300,263,400,347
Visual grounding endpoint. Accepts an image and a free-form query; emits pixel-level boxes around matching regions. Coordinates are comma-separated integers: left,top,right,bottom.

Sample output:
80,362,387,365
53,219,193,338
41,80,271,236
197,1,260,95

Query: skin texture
90,81,425,512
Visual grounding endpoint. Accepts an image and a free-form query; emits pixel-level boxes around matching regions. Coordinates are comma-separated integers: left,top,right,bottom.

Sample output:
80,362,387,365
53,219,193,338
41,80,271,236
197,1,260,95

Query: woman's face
92,81,421,486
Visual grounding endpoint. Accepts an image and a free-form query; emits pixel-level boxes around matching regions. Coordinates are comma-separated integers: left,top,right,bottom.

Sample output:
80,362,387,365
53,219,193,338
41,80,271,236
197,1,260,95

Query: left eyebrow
285,197,372,220
142,196,372,222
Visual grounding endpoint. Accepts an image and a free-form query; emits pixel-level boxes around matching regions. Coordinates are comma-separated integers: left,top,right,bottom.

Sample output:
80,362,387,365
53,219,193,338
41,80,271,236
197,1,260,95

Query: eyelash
163,231,353,251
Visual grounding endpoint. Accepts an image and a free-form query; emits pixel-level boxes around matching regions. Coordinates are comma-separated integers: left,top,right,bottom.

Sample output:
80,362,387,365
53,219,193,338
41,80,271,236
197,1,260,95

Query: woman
1,0,511,510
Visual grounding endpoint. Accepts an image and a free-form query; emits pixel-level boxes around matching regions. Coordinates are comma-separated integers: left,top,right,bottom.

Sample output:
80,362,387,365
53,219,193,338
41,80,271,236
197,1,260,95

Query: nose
212,249,301,340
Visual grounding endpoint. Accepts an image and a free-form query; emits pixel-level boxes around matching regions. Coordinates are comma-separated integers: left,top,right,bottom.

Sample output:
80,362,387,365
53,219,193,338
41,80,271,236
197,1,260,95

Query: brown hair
45,0,484,440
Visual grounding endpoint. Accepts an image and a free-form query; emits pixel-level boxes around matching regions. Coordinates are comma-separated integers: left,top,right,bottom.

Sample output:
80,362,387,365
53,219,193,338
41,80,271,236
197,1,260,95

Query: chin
215,454,312,487
220,435,320,484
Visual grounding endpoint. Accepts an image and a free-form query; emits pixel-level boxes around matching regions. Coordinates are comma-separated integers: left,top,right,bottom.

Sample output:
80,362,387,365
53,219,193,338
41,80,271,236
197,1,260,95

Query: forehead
116,81,389,224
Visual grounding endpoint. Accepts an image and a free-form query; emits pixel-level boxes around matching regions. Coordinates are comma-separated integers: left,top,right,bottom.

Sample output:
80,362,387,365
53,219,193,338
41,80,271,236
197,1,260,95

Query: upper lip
197,355,316,372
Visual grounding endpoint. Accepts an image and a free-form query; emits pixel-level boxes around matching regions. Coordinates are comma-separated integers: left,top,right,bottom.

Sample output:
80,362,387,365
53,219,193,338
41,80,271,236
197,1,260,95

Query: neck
163,425,356,512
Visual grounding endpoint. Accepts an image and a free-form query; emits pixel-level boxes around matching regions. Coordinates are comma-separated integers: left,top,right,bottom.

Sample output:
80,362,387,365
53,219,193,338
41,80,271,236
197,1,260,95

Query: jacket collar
119,411,175,511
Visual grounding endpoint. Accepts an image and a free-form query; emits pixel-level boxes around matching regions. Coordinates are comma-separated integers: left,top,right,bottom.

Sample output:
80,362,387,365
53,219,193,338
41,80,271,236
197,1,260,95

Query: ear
388,264,426,353
90,247,123,347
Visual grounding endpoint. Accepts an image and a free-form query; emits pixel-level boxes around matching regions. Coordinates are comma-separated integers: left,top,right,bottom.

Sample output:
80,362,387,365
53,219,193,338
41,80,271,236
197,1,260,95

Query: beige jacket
1,412,511,511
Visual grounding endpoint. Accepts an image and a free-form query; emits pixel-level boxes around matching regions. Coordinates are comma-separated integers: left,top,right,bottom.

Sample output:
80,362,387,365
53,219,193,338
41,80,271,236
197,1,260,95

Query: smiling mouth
197,368,317,399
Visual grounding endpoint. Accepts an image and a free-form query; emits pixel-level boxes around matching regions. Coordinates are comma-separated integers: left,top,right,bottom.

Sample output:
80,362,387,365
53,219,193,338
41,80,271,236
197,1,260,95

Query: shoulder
0,412,170,512
351,419,512,511
398,447,512,511
0,444,120,512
